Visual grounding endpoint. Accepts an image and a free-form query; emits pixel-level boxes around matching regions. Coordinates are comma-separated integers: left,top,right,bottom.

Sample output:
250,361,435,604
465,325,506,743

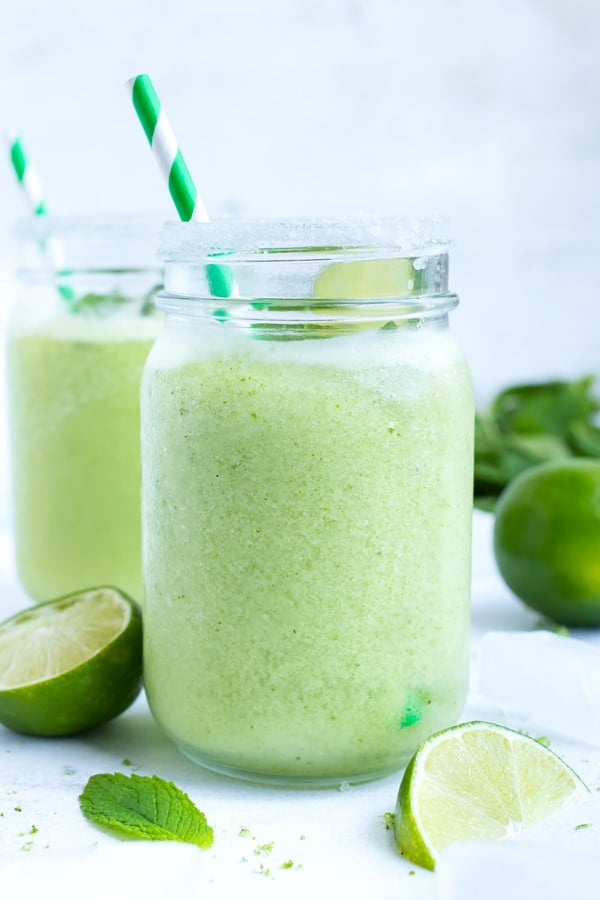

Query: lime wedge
0,587,143,736
313,257,416,300
394,720,589,870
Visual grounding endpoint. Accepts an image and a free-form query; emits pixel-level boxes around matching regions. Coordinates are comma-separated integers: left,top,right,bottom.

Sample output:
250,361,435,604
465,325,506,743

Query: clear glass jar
142,217,474,785
6,216,163,603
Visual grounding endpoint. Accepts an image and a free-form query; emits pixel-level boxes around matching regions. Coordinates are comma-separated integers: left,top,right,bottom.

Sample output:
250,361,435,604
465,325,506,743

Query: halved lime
394,720,589,870
0,587,143,736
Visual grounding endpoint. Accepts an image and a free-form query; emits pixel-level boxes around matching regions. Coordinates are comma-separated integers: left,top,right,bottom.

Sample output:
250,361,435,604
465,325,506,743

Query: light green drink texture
142,319,474,782
8,314,159,602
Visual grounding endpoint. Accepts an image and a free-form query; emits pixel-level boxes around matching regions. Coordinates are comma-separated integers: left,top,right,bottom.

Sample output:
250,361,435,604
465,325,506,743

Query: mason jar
141,217,474,785
6,216,163,603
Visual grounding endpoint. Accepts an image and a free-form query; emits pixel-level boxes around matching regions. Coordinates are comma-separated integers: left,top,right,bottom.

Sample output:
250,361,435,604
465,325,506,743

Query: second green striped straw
7,131,74,302
8,132,48,216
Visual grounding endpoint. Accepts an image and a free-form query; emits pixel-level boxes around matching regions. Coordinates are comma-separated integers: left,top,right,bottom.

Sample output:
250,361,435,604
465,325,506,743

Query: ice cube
436,840,600,900
2,842,204,900
474,630,600,747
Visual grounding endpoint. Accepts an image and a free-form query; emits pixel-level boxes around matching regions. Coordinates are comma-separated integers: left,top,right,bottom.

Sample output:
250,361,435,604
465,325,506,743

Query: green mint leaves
68,291,130,317
66,283,161,317
475,375,600,510
79,773,214,849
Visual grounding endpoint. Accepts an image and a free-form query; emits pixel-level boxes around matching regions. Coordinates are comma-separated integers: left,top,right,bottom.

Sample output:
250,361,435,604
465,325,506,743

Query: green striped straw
126,73,234,298
7,131,74,301
8,132,48,216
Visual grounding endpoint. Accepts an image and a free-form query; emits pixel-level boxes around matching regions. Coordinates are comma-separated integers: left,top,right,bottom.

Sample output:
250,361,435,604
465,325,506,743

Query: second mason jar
141,217,474,785
7,216,163,603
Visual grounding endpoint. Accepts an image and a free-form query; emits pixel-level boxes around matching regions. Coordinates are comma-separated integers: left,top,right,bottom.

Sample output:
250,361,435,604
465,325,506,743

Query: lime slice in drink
394,720,589,870
0,587,143,736
308,257,418,337
314,257,416,300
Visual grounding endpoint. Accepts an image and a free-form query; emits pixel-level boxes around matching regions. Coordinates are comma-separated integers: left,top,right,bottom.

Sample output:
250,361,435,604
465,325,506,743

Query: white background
1,0,600,518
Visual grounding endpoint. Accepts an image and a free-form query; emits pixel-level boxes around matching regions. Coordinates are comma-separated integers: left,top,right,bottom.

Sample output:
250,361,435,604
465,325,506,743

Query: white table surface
1,511,600,900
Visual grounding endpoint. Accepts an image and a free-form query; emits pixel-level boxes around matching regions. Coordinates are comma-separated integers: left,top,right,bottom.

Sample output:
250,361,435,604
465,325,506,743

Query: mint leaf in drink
69,291,130,318
79,773,214,849
140,283,163,316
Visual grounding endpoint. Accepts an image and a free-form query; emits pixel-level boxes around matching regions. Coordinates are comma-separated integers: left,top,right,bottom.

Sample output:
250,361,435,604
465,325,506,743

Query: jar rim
14,213,167,243
14,214,166,275
159,215,454,260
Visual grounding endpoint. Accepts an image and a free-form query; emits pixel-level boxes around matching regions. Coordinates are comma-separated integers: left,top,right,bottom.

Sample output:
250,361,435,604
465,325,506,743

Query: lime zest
79,773,214,849
382,811,395,830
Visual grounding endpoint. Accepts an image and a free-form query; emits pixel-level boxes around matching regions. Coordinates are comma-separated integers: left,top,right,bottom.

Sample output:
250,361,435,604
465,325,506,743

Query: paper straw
127,74,209,224
126,73,234,298
7,131,73,300
8,132,48,217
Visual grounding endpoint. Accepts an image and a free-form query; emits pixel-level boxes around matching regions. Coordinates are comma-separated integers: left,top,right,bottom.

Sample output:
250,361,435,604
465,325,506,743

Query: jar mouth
159,215,453,260
15,214,165,273
158,217,456,324
157,292,459,328
15,213,167,242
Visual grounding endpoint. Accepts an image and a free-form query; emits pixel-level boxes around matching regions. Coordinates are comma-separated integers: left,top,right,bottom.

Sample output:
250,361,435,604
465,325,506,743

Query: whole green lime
493,459,600,626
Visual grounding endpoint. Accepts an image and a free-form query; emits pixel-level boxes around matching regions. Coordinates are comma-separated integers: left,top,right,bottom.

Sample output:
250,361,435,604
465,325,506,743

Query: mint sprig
475,375,600,510
79,772,214,849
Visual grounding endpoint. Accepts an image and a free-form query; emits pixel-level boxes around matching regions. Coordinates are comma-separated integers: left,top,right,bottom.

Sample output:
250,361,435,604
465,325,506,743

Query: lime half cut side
0,587,143,736
394,720,589,870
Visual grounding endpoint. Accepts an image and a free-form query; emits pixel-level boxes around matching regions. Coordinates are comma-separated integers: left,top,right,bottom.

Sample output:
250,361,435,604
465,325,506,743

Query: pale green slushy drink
8,315,159,601
7,217,162,603
142,219,474,784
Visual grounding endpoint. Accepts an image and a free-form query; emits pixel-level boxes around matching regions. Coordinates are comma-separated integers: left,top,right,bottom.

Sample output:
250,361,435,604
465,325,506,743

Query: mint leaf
492,377,599,440
79,773,214,849
474,375,600,507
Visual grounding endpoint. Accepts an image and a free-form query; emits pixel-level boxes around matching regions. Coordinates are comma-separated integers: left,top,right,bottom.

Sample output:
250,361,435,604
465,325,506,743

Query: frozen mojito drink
7,216,163,603
8,313,159,601
142,319,473,782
